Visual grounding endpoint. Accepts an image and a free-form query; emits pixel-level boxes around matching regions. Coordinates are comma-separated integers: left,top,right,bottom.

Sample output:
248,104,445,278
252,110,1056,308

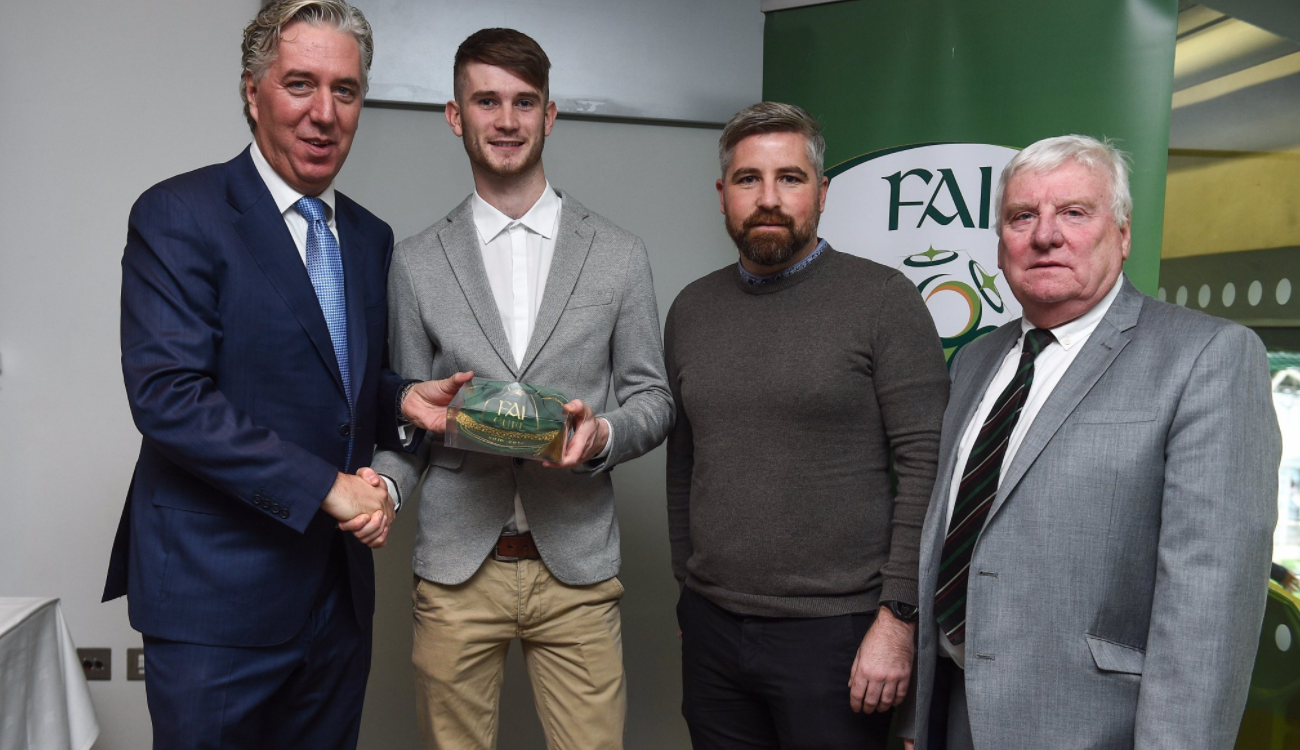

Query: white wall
0,3,259,749
364,0,764,122
0,2,737,748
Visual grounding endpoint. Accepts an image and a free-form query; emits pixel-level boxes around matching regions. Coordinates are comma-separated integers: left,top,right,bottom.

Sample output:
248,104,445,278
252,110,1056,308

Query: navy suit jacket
104,147,408,647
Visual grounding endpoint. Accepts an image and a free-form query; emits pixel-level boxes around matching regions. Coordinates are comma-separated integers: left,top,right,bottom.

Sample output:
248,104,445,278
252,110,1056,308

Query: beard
463,132,546,179
726,208,817,268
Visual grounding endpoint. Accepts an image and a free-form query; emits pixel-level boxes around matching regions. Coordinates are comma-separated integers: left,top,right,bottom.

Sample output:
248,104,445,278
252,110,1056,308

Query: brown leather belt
494,531,540,561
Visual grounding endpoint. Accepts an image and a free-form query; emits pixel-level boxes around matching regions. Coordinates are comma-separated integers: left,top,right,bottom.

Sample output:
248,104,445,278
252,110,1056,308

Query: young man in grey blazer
371,28,673,750
904,135,1280,750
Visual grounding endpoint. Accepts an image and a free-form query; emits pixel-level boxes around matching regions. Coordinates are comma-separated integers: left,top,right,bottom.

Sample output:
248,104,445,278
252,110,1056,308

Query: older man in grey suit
371,27,672,750
904,134,1280,750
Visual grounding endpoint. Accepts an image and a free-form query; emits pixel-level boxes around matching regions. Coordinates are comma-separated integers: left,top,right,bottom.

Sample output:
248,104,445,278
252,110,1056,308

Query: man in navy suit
102,2,460,747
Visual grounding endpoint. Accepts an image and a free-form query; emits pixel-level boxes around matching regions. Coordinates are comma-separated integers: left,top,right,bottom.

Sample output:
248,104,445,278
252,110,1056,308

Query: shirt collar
1020,274,1124,350
250,140,336,221
472,183,562,245
737,238,829,286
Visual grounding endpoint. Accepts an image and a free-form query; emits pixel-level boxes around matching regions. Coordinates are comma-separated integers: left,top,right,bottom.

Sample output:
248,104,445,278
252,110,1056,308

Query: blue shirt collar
738,239,828,286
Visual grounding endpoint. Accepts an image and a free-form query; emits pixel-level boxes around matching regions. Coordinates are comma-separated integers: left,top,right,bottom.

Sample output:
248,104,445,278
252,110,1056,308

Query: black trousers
920,655,974,750
678,587,893,750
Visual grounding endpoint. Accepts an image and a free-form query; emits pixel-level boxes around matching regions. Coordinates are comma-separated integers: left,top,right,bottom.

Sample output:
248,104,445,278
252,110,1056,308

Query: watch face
887,601,919,621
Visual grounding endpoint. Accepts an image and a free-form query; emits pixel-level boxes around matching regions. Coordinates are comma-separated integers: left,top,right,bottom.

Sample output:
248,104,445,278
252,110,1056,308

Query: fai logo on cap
820,143,1021,362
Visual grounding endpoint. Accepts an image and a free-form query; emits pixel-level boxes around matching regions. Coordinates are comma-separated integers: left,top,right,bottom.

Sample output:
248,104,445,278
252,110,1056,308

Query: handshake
319,371,475,549
319,369,613,548
320,467,398,549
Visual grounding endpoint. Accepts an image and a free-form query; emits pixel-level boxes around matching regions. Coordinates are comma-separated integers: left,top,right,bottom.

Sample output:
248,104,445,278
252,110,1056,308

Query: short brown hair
719,102,826,181
240,0,374,133
453,28,551,102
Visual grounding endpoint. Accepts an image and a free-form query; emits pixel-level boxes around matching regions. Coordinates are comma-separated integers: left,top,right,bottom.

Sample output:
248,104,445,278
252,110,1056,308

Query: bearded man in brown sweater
664,102,949,750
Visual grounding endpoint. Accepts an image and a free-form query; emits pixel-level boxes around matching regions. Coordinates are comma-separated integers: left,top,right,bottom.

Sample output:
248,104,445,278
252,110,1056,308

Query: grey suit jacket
908,278,1279,750
372,191,673,586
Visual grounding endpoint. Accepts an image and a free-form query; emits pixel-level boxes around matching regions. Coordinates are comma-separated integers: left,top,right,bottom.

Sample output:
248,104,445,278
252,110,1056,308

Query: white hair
995,134,1132,233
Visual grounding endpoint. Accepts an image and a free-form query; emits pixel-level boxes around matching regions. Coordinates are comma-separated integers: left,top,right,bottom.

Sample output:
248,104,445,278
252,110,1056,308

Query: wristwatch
397,381,417,425
881,600,919,622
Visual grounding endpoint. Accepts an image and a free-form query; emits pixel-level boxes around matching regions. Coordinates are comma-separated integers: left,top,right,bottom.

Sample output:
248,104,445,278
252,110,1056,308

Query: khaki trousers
412,558,626,750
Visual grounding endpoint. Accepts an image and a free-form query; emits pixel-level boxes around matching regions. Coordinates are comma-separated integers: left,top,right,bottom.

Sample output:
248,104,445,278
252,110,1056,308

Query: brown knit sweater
664,247,949,617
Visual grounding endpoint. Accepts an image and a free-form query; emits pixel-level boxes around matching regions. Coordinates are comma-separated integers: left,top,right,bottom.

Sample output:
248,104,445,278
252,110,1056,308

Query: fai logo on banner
820,143,1021,362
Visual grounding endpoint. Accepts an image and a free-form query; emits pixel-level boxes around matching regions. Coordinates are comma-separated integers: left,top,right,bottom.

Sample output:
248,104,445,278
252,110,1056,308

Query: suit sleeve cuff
879,578,919,608
596,417,613,459
379,474,402,513
583,417,615,472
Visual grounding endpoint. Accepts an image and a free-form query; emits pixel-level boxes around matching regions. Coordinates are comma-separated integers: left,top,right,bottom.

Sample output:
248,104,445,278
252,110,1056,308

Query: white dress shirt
475,186,560,534
471,185,611,534
939,278,1123,667
249,140,339,257
472,187,562,370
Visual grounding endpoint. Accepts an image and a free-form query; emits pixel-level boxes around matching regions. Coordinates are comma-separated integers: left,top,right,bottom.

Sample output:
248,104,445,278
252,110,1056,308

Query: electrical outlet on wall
77,648,111,681
127,648,145,680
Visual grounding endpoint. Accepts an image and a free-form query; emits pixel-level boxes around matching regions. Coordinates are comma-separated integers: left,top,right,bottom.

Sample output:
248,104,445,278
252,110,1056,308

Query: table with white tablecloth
0,598,99,750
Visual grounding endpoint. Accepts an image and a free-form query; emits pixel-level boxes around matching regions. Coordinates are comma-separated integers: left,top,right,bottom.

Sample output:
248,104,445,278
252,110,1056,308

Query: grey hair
719,102,826,182
995,134,1132,233
240,0,375,132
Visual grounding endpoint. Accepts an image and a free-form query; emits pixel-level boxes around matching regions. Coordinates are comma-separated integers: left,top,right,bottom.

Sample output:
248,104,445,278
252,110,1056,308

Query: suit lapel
920,328,1018,585
945,325,1020,476
336,196,367,408
988,278,1143,521
227,149,347,397
439,198,519,376
518,192,594,377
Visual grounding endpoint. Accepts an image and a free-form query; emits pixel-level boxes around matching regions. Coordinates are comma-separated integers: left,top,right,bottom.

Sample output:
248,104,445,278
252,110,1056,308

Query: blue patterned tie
295,197,351,405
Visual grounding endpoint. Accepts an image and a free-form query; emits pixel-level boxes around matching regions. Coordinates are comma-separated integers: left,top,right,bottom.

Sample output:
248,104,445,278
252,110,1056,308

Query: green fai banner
764,0,1176,361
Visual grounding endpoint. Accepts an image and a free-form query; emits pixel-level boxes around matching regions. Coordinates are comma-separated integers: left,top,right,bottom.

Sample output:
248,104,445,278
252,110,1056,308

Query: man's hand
904,741,915,750
849,605,916,713
542,399,609,469
401,371,475,433
321,470,393,549
343,467,394,548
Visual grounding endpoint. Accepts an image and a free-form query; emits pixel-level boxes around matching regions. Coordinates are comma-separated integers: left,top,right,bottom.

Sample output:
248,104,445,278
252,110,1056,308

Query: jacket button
340,423,352,437
279,509,290,519
513,458,524,467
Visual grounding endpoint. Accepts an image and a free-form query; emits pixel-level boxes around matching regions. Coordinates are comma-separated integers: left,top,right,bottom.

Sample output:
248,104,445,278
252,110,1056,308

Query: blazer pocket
430,446,465,471
151,492,234,516
566,292,614,309
1072,409,1157,425
1086,634,1145,674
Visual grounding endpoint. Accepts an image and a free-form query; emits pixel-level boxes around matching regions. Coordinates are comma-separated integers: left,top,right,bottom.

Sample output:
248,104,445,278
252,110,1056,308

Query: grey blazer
372,191,673,586
908,278,1279,750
